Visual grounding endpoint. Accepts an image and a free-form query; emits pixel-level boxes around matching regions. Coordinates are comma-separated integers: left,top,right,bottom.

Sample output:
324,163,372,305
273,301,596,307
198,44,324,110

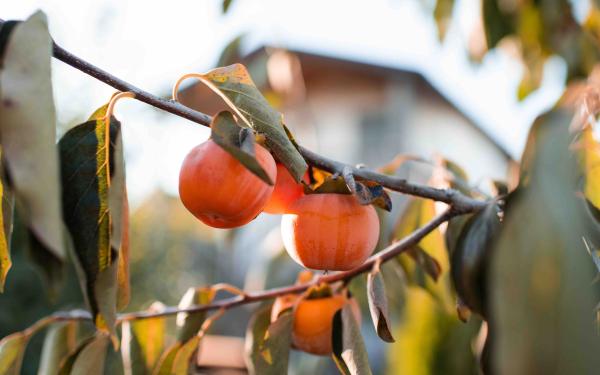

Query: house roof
180,42,514,160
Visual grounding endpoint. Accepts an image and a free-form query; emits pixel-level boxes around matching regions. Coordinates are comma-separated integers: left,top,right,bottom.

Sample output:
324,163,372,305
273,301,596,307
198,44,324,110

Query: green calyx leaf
193,64,308,182
211,111,274,185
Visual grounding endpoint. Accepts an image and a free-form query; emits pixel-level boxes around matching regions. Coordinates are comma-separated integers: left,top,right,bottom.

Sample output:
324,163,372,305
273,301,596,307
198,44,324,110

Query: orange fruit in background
281,194,380,270
263,163,308,214
271,293,361,356
179,139,277,228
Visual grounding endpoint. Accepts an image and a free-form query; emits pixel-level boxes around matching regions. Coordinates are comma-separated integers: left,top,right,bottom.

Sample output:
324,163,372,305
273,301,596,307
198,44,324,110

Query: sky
1,0,566,206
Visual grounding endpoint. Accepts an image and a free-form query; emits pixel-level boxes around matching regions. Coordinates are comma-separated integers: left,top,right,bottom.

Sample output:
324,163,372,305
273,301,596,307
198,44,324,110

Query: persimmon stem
171,73,205,102
103,91,135,186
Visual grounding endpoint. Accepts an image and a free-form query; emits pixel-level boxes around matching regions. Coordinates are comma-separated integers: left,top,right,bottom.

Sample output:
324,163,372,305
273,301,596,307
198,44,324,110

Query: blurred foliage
433,0,600,99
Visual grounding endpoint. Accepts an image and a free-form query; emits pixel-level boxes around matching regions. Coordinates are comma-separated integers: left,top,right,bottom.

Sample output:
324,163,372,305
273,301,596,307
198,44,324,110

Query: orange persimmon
179,139,276,228
263,163,308,214
271,289,361,355
281,194,379,270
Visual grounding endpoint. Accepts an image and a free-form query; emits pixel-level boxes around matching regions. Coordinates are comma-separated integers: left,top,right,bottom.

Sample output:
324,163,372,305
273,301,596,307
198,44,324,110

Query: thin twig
32,207,456,324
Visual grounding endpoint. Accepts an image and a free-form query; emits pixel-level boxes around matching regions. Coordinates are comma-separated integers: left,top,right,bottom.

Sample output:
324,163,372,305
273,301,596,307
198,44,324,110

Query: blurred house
177,46,512,185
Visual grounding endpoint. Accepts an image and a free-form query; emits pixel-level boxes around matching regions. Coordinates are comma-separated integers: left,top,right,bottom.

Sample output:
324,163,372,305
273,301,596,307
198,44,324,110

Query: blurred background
0,0,593,374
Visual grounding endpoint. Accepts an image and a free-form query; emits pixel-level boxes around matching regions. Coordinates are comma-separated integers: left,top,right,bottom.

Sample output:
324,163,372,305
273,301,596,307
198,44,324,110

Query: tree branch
0,17,487,211
35,207,458,324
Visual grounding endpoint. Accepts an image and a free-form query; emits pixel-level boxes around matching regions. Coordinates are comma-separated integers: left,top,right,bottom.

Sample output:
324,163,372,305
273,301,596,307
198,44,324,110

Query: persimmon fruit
263,163,308,214
179,139,277,228
281,194,379,270
271,290,361,355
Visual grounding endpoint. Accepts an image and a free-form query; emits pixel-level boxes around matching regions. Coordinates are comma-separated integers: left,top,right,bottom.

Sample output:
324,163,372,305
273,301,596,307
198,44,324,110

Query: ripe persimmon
179,139,276,228
263,163,308,214
271,289,361,355
281,194,379,270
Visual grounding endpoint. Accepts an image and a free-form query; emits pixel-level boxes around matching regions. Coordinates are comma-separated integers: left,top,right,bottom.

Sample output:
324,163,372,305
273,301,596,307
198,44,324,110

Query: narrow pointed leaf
152,343,180,375
121,307,165,375
451,203,501,316
491,110,600,374
195,64,308,181
109,129,130,310
171,336,200,375
59,334,109,375
245,306,293,375
211,111,273,184
0,153,13,292
59,107,123,337
434,0,455,41
367,270,395,342
0,11,65,288
331,305,372,375
38,322,79,375
176,287,216,343
0,331,28,375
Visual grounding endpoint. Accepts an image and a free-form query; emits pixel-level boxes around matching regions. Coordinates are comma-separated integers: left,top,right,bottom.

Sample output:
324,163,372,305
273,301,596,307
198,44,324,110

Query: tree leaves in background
331,304,372,375
580,126,600,216
0,11,65,291
152,288,216,374
244,306,293,375
0,331,28,375
391,198,454,311
211,111,274,185
38,322,79,375
450,203,501,317
0,154,13,292
366,269,394,343
121,304,166,375
490,110,600,374
58,334,109,375
194,63,308,181
222,0,235,14
433,0,455,41
482,0,516,50
59,105,127,339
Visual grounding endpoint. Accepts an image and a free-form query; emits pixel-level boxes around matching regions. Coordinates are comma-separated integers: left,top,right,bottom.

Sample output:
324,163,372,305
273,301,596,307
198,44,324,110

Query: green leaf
482,0,516,49
210,111,273,185
367,269,395,343
450,203,501,317
342,167,392,211
170,336,200,375
580,127,600,214
392,198,454,311
109,126,130,311
38,322,79,375
0,152,14,292
433,0,455,41
58,108,124,338
222,0,235,14
121,306,166,375
244,306,293,375
195,64,308,182
176,287,216,343
491,110,600,373
444,214,472,257
152,343,180,375
331,305,372,375
0,331,28,375
0,11,65,288
59,334,109,375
